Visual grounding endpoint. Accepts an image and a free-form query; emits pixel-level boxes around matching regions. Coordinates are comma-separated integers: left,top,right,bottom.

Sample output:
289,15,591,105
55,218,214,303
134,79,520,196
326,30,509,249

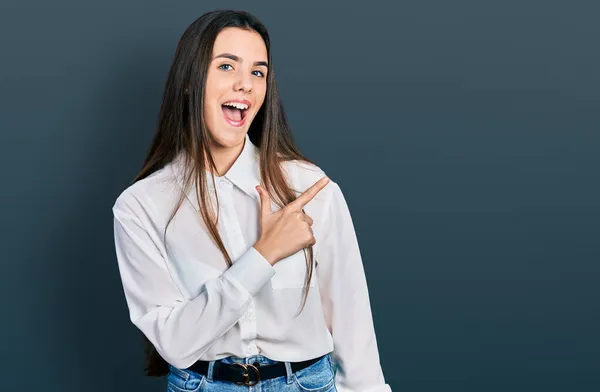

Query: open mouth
221,102,249,125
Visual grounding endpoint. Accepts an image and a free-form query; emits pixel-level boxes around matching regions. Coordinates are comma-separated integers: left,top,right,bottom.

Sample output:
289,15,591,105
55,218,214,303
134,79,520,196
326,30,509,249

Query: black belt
186,355,325,386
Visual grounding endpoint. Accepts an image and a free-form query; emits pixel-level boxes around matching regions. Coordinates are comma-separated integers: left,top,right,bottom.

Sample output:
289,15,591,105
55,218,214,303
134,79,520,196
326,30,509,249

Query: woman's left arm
316,181,392,392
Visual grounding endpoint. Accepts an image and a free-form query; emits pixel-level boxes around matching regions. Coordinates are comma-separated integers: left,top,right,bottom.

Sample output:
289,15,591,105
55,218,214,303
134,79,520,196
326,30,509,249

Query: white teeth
223,102,249,110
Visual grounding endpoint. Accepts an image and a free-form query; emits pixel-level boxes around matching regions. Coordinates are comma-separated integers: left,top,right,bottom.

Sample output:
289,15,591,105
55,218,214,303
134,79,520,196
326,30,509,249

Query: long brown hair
131,10,316,376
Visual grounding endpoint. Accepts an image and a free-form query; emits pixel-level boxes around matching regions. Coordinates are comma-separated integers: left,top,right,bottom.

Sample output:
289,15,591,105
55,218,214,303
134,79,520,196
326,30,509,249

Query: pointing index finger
288,176,330,211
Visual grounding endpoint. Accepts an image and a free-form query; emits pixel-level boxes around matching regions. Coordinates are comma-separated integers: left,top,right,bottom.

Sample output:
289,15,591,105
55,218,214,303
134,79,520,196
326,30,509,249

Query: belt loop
284,361,294,384
327,353,337,376
207,360,217,382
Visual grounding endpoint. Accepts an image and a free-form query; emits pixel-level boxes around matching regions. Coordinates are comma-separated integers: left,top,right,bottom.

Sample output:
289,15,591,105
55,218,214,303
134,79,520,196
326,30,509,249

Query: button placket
218,180,247,259
240,300,258,356
217,178,259,356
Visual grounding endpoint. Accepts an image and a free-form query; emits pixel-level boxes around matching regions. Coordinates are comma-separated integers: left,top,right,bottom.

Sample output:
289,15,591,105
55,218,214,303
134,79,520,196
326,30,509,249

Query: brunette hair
131,9,316,376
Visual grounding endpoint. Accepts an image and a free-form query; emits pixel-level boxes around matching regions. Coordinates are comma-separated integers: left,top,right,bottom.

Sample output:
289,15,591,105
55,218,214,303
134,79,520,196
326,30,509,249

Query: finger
308,231,316,246
256,185,273,218
301,213,314,226
294,211,313,225
288,176,330,211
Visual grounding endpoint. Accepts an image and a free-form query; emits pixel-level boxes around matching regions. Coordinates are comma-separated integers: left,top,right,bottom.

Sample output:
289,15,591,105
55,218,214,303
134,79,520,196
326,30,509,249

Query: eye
218,64,233,71
252,70,265,78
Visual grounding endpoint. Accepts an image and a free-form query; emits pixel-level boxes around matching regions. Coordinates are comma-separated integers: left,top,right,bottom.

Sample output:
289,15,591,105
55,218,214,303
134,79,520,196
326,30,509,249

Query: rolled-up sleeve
316,182,392,392
112,193,275,369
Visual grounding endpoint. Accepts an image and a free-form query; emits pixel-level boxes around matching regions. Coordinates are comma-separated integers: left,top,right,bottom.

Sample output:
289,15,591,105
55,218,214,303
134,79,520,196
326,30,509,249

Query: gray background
1,0,598,391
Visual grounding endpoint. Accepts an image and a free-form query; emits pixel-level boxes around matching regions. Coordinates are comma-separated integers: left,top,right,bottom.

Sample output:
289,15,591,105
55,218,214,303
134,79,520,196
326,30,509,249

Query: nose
233,70,252,93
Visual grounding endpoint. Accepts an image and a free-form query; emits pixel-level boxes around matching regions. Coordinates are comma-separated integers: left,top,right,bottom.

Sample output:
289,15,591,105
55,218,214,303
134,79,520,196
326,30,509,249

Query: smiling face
203,27,269,150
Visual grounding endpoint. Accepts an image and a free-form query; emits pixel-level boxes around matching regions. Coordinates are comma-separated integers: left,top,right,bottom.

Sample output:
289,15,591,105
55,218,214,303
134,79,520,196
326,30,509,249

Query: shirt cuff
223,246,276,296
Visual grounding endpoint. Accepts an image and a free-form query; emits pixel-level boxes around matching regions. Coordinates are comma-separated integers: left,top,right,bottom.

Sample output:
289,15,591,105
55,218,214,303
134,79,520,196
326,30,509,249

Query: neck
205,136,245,177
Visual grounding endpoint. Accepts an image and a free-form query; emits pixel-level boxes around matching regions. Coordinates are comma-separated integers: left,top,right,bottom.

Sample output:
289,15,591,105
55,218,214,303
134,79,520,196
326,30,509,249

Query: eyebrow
213,52,269,68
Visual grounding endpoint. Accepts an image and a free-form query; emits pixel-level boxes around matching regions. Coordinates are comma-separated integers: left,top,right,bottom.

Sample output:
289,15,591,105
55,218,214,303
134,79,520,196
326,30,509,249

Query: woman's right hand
253,176,330,265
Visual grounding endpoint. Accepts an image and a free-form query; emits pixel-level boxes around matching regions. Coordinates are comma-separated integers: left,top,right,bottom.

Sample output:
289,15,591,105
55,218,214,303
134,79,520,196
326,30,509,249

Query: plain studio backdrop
1,1,598,391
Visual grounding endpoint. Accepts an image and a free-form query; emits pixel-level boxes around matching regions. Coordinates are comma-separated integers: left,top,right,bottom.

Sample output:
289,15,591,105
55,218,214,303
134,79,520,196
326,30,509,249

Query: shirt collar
170,133,261,211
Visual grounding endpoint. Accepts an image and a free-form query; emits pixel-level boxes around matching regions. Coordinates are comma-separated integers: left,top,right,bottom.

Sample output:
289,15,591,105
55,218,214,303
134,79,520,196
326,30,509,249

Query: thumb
256,185,272,218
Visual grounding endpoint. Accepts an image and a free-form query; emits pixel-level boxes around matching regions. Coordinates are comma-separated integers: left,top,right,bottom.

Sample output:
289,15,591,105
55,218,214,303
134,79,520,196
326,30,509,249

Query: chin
209,129,247,149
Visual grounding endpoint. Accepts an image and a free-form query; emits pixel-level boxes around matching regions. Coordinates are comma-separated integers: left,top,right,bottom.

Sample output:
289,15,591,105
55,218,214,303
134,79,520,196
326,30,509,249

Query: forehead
212,27,267,60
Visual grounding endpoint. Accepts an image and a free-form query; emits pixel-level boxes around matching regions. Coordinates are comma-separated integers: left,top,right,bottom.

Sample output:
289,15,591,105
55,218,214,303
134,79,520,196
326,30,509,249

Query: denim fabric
167,353,337,392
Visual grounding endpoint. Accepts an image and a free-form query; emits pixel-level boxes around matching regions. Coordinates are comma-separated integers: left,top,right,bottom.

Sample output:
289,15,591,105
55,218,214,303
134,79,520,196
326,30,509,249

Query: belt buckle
232,363,260,386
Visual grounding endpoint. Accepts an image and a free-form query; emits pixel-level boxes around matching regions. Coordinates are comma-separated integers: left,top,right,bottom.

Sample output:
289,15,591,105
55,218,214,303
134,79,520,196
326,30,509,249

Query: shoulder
281,158,340,204
112,163,179,219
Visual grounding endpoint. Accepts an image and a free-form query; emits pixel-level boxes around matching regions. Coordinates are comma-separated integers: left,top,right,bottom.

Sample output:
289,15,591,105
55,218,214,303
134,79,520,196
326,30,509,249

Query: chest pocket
271,249,317,289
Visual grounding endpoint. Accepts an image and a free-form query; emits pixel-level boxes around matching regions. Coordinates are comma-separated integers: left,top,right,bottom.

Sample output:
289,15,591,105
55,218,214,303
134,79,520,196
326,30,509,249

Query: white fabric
112,133,391,391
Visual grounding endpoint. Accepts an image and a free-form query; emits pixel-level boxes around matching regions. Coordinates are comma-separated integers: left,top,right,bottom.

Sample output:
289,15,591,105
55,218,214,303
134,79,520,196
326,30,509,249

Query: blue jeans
167,353,337,392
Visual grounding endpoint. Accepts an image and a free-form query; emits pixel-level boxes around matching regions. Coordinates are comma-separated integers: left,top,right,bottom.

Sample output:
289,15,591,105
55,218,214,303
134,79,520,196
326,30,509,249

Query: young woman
112,9,391,392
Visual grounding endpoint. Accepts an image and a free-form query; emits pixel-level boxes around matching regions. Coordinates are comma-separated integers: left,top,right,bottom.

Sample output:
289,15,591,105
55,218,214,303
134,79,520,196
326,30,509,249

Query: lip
222,98,252,110
222,110,247,127
221,99,251,127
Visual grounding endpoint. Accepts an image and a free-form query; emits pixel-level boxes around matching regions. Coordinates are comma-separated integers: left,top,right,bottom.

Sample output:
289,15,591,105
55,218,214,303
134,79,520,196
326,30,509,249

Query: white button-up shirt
112,133,391,392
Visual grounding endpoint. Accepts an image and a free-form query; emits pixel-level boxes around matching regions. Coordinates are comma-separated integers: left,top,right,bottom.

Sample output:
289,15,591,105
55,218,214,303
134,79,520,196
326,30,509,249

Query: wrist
254,240,278,266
